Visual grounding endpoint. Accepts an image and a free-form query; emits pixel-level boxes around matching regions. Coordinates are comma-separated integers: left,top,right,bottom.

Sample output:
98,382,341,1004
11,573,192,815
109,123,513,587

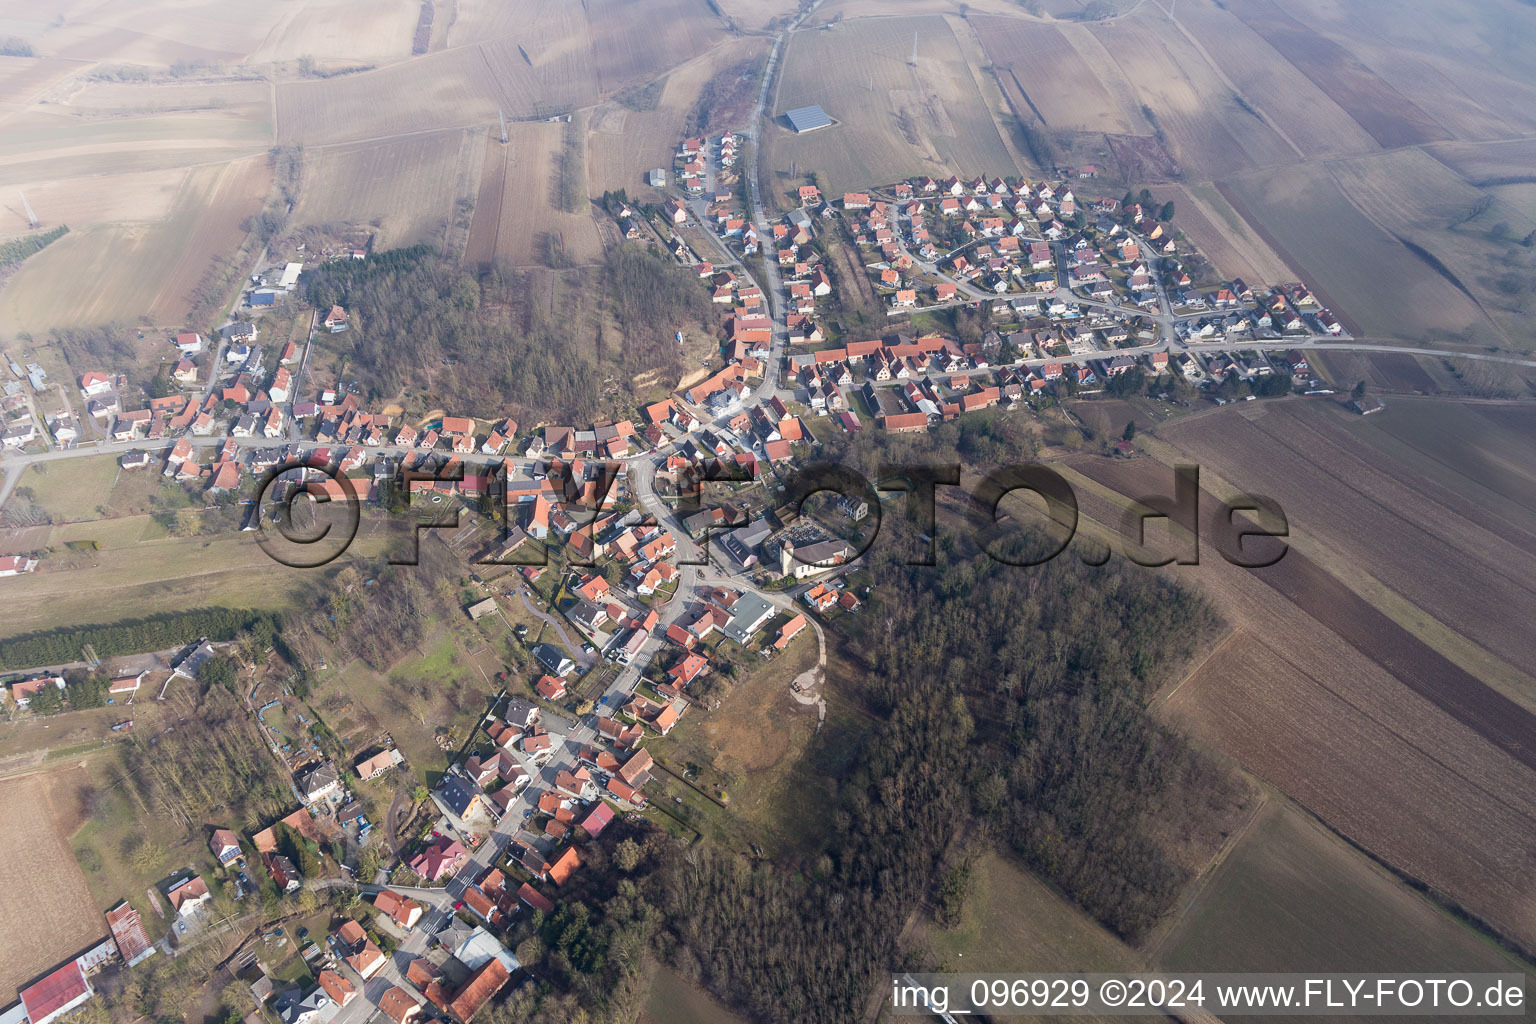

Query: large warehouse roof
785,105,832,133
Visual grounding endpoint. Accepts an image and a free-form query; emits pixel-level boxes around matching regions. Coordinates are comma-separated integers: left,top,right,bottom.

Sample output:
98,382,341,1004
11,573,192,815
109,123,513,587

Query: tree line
0,608,277,670
0,224,67,268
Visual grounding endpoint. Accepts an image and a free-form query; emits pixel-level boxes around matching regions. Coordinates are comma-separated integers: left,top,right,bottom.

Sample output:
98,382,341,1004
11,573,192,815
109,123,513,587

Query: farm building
19,962,93,1024
647,168,666,187
785,105,832,133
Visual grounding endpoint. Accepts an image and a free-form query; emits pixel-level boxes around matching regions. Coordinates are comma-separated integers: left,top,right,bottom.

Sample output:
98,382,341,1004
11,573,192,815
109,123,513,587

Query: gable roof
447,959,510,1022
548,846,581,886
579,802,614,837
379,987,420,1024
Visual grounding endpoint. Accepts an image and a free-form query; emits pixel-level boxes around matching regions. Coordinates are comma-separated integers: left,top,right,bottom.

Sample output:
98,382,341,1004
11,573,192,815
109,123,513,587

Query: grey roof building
785,104,832,133
532,643,575,677
722,592,775,645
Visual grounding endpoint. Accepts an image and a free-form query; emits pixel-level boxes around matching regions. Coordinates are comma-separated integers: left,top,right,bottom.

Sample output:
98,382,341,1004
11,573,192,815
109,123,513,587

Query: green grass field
318,623,507,787
649,637,864,858
69,756,224,939
1158,800,1529,982
922,850,1146,973
0,528,387,642
918,850,1159,1024
639,967,752,1024
15,456,124,522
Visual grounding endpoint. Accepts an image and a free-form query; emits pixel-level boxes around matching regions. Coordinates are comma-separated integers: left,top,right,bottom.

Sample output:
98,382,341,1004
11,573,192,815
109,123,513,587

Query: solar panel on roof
785,105,832,133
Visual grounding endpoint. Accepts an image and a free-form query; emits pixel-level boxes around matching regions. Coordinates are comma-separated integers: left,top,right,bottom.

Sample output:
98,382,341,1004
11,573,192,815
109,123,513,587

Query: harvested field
586,37,768,197
17,5,264,65
1220,163,1493,344
463,120,602,268
1323,148,1536,350
0,771,106,1005
0,107,271,185
770,16,1016,195
1169,0,1377,160
431,0,724,111
0,155,269,335
21,0,436,65
148,154,271,321
1269,0,1536,145
48,78,270,118
970,17,1140,135
292,128,483,249
1065,397,1136,442
1340,398,1536,560
584,0,729,97
248,0,420,64
709,0,800,31
1064,454,1536,952
1361,353,1437,394
803,0,1043,23
447,0,724,81
1158,182,1294,286
1219,0,1452,149
0,57,87,123
0,165,185,237
1426,139,1536,187
275,50,503,147
1160,798,1530,986
1156,400,1536,712
1087,6,1296,178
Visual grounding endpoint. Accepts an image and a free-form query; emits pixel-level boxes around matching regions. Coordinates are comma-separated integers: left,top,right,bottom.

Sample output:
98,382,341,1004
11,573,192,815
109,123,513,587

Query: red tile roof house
773,613,807,651
379,986,422,1024
446,958,511,1022
410,836,468,882
318,969,357,1006
374,889,424,929
106,900,155,966
518,882,556,914
347,939,388,979
548,846,581,886
580,802,614,837
165,874,210,916
0,554,40,576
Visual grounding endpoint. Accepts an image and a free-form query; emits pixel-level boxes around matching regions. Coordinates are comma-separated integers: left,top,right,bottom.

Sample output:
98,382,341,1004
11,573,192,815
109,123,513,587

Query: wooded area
301,244,712,422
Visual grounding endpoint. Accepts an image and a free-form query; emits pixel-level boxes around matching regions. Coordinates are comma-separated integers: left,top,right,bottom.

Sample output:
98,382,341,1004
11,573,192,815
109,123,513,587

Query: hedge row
0,608,277,670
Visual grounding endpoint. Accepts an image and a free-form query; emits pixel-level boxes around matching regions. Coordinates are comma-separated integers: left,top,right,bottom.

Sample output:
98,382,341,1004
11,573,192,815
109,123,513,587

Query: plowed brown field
1065,449,1536,951
0,771,105,1004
